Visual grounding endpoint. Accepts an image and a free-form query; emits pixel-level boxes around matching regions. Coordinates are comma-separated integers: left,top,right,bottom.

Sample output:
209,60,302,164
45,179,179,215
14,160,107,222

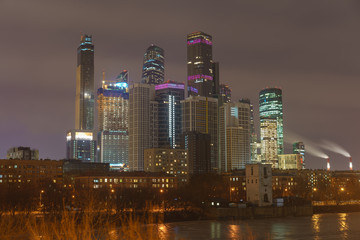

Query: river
156,212,360,239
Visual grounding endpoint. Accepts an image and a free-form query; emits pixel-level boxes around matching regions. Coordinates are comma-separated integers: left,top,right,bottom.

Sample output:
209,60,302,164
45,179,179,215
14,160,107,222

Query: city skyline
0,0,359,170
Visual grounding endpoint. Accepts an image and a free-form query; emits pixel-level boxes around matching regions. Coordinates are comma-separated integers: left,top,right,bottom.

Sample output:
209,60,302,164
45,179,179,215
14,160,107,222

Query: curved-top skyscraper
75,34,94,130
142,45,165,84
259,88,284,155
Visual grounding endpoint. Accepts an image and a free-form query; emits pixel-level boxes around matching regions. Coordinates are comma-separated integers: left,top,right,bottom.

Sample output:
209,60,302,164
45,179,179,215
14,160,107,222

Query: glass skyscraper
67,34,96,162
155,81,185,149
75,34,95,130
97,75,129,166
187,31,213,97
259,88,284,155
142,45,165,84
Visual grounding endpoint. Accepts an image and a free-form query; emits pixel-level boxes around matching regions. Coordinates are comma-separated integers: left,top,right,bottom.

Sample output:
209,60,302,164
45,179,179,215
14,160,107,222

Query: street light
40,190,45,208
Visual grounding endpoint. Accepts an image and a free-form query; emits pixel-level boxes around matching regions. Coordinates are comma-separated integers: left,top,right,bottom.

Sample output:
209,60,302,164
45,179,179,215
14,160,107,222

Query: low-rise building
278,154,303,170
144,148,188,183
74,172,177,190
0,159,63,186
246,164,272,206
7,146,39,160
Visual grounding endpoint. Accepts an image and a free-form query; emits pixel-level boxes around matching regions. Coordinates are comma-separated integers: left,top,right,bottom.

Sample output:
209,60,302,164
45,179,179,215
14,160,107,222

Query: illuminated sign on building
75,132,93,141
187,75,213,81
187,38,212,46
155,83,185,91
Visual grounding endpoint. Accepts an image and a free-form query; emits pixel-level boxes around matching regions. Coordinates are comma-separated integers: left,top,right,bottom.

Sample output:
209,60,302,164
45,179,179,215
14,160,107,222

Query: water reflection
338,213,349,238
312,214,320,234
211,221,221,239
228,224,240,239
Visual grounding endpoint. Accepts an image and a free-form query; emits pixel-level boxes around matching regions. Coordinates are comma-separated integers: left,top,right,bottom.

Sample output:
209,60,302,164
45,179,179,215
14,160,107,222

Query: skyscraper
260,118,278,168
129,83,158,171
293,142,305,169
75,34,95,130
219,101,251,172
67,34,96,162
142,45,165,85
97,75,129,165
187,31,213,97
181,96,218,171
219,84,231,105
155,81,185,148
259,88,284,154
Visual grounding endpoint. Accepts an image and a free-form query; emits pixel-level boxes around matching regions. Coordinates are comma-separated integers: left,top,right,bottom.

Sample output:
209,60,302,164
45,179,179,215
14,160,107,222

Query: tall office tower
219,84,231,105
141,45,165,85
155,81,185,148
66,130,96,161
260,118,278,168
129,83,158,171
293,142,305,169
219,102,251,172
75,34,95,130
7,147,39,160
97,76,129,165
182,131,211,174
259,88,283,155
187,31,213,97
181,96,218,171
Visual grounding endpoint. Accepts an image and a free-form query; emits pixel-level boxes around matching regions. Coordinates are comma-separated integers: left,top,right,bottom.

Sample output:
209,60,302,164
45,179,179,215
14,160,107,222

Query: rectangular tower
219,102,251,172
181,96,218,171
155,81,185,148
187,32,213,97
75,35,95,130
97,78,129,166
260,118,278,168
129,83,157,171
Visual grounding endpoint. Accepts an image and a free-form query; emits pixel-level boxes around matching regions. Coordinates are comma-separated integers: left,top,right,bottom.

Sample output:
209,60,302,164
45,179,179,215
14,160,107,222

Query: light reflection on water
154,212,360,240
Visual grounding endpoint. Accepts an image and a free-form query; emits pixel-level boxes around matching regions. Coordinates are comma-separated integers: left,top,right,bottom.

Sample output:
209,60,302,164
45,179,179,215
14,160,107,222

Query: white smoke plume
320,140,351,158
285,131,329,159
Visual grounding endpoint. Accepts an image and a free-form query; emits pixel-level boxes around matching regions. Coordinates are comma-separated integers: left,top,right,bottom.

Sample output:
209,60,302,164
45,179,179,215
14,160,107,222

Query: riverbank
203,205,313,220
313,204,360,214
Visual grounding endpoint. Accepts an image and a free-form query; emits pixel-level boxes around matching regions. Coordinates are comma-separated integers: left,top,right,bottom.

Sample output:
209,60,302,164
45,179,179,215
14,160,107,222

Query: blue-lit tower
259,88,284,155
142,45,165,84
155,81,185,148
97,73,129,167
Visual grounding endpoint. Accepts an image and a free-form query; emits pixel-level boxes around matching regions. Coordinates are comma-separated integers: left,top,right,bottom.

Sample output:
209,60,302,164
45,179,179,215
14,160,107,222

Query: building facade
181,96,218,171
182,131,211,174
142,45,165,85
155,81,185,149
260,118,278,168
293,142,305,169
187,31,214,97
7,147,39,160
259,88,283,154
66,130,96,162
129,83,157,171
144,148,188,183
278,154,303,170
219,102,251,172
219,84,231,105
75,34,95,130
246,164,273,206
0,159,63,186
97,77,129,165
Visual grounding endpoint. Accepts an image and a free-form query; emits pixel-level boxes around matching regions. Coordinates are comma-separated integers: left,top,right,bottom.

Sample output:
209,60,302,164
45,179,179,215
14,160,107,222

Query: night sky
1,0,359,170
